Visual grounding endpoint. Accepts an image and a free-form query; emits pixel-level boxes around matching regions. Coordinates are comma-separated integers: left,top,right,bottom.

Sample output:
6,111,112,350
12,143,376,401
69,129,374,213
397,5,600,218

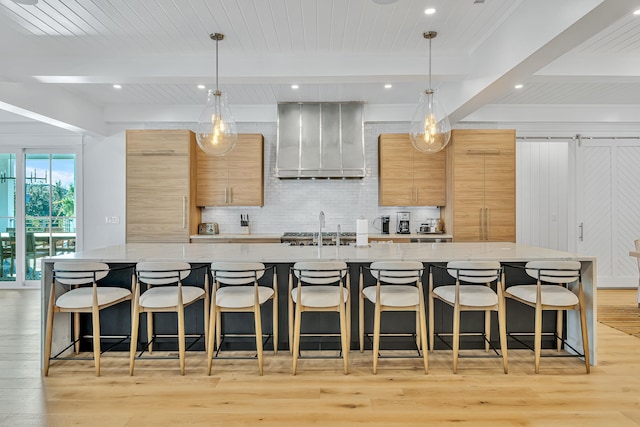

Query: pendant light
409,31,451,154
196,33,238,156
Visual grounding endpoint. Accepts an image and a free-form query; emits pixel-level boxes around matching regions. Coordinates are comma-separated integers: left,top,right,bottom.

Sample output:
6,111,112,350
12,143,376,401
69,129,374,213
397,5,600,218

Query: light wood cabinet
378,134,446,206
196,134,264,207
126,130,200,243
441,129,515,242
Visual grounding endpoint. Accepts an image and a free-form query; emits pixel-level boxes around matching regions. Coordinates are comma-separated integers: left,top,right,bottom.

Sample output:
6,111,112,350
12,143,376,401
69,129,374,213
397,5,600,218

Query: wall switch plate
105,216,120,224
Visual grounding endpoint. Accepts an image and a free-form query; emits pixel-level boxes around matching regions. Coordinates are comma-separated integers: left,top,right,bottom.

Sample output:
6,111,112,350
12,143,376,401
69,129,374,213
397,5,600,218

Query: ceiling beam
443,0,638,123
0,82,106,135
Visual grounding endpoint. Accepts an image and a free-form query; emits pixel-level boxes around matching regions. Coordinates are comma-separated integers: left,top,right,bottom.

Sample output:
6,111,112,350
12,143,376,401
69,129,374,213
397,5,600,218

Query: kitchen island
41,242,596,368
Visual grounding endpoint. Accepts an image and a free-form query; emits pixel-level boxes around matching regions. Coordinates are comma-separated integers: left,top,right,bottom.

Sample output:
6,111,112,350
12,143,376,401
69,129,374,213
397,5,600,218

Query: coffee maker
381,215,390,234
396,212,410,234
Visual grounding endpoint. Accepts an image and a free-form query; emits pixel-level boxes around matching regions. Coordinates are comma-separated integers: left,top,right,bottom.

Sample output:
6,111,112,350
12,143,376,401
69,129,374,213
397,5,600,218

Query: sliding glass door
0,153,16,283
0,150,78,286
24,153,77,282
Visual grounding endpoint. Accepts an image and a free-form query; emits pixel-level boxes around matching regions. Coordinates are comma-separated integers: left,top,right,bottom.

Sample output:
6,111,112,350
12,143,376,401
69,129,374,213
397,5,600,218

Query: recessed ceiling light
384,84,392,89
291,84,299,89
113,84,122,89
197,84,206,89
634,9,640,15
424,8,436,15
514,84,523,89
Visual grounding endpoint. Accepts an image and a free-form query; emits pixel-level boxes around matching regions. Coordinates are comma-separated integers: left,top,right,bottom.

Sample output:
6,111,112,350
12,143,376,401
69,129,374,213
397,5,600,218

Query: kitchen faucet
318,211,325,256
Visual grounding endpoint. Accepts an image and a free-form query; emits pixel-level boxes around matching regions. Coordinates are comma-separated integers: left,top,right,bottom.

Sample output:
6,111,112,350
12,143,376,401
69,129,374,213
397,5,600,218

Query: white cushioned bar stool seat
503,260,590,374
44,262,133,376
207,262,277,376
359,261,428,374
429,261,508,374
289,261,350,375
129,261,209,376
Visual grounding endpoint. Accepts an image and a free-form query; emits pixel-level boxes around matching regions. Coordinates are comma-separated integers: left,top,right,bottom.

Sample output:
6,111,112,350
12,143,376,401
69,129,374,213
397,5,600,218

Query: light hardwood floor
1,289,639,426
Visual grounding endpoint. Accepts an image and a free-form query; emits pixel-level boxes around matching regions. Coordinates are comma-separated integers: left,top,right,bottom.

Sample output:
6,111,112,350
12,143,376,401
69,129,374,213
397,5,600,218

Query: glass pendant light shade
196,89,237,156
409,31,451,154
409,89,451,154
195,32,238,156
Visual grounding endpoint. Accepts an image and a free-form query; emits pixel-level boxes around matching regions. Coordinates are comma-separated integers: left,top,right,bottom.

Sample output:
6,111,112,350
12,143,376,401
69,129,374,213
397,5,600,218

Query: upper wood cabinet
378,134,446,206
440,129,516,242
196,134,264,207
126,130,200,243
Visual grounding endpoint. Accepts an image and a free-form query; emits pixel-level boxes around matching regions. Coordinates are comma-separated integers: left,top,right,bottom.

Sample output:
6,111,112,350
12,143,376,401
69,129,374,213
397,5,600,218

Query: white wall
82,131,127,250
516,141,570,251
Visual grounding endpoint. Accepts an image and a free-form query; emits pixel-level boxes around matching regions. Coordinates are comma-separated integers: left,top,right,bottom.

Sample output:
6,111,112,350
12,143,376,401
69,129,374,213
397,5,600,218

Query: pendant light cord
215,36,219,93
428,34,432,90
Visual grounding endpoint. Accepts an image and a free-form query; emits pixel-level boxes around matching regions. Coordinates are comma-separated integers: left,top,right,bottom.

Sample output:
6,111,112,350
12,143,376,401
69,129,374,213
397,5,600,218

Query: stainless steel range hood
276,102,366,178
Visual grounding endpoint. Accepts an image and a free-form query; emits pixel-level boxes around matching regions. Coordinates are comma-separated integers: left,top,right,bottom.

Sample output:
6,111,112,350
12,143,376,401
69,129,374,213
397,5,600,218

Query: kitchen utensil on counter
198,223,219,235
240,214,250,234
396,212,410,234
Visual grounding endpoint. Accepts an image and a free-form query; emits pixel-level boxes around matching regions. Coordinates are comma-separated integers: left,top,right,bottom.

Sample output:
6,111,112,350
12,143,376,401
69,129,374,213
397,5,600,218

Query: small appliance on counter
198,222,219,235
418,218,442,234
381,215,390,234
396,212,410,234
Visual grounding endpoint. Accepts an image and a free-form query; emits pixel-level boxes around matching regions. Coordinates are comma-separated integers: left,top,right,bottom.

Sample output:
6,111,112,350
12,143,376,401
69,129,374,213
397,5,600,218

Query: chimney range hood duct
276,102,366,178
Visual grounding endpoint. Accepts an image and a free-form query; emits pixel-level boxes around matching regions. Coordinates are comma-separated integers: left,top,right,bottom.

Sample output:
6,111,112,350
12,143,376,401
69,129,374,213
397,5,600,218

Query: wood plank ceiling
0,0,639,116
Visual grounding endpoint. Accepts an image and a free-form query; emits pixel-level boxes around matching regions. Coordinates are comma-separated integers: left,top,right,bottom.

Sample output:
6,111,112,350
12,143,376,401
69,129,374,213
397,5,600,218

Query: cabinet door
379,135,417,206
483,132,516,241
196,147,229,206
227,134,264,206
413,149,446,206
451,143,486,240
126,131,191,242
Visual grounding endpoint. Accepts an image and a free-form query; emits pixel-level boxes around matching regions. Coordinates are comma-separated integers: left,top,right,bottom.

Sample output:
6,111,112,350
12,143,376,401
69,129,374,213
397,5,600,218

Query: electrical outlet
105,216,120,224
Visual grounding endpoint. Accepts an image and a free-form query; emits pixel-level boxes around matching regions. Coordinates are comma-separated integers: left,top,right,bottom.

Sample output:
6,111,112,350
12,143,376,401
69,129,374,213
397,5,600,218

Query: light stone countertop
189,233,453,241
44,242,594,264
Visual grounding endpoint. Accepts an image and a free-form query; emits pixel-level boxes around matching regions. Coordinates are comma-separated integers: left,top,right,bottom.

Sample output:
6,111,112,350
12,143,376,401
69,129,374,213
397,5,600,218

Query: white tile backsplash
201,122,440,234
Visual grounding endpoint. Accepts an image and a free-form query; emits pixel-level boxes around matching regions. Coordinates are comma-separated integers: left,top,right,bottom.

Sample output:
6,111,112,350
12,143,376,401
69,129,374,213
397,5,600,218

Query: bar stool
359,261,428,374
129,262,209,376
207,262,277,376
429,261,508,374
503,261,590,373
289,261,350,375
44,262,133,376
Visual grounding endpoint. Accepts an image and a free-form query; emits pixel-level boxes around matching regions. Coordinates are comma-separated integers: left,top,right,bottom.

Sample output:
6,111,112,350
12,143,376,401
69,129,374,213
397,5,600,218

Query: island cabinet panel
126,130,200,243
378,134,446,206
441,129,516,242
196,134,264,207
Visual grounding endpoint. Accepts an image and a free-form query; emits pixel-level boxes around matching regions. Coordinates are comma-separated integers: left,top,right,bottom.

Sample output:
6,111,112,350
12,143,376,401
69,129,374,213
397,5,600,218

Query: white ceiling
0,0,640,134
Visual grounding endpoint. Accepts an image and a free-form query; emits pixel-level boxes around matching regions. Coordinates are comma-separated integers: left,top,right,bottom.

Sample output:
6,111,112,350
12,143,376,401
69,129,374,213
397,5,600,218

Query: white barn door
577,140,640,288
